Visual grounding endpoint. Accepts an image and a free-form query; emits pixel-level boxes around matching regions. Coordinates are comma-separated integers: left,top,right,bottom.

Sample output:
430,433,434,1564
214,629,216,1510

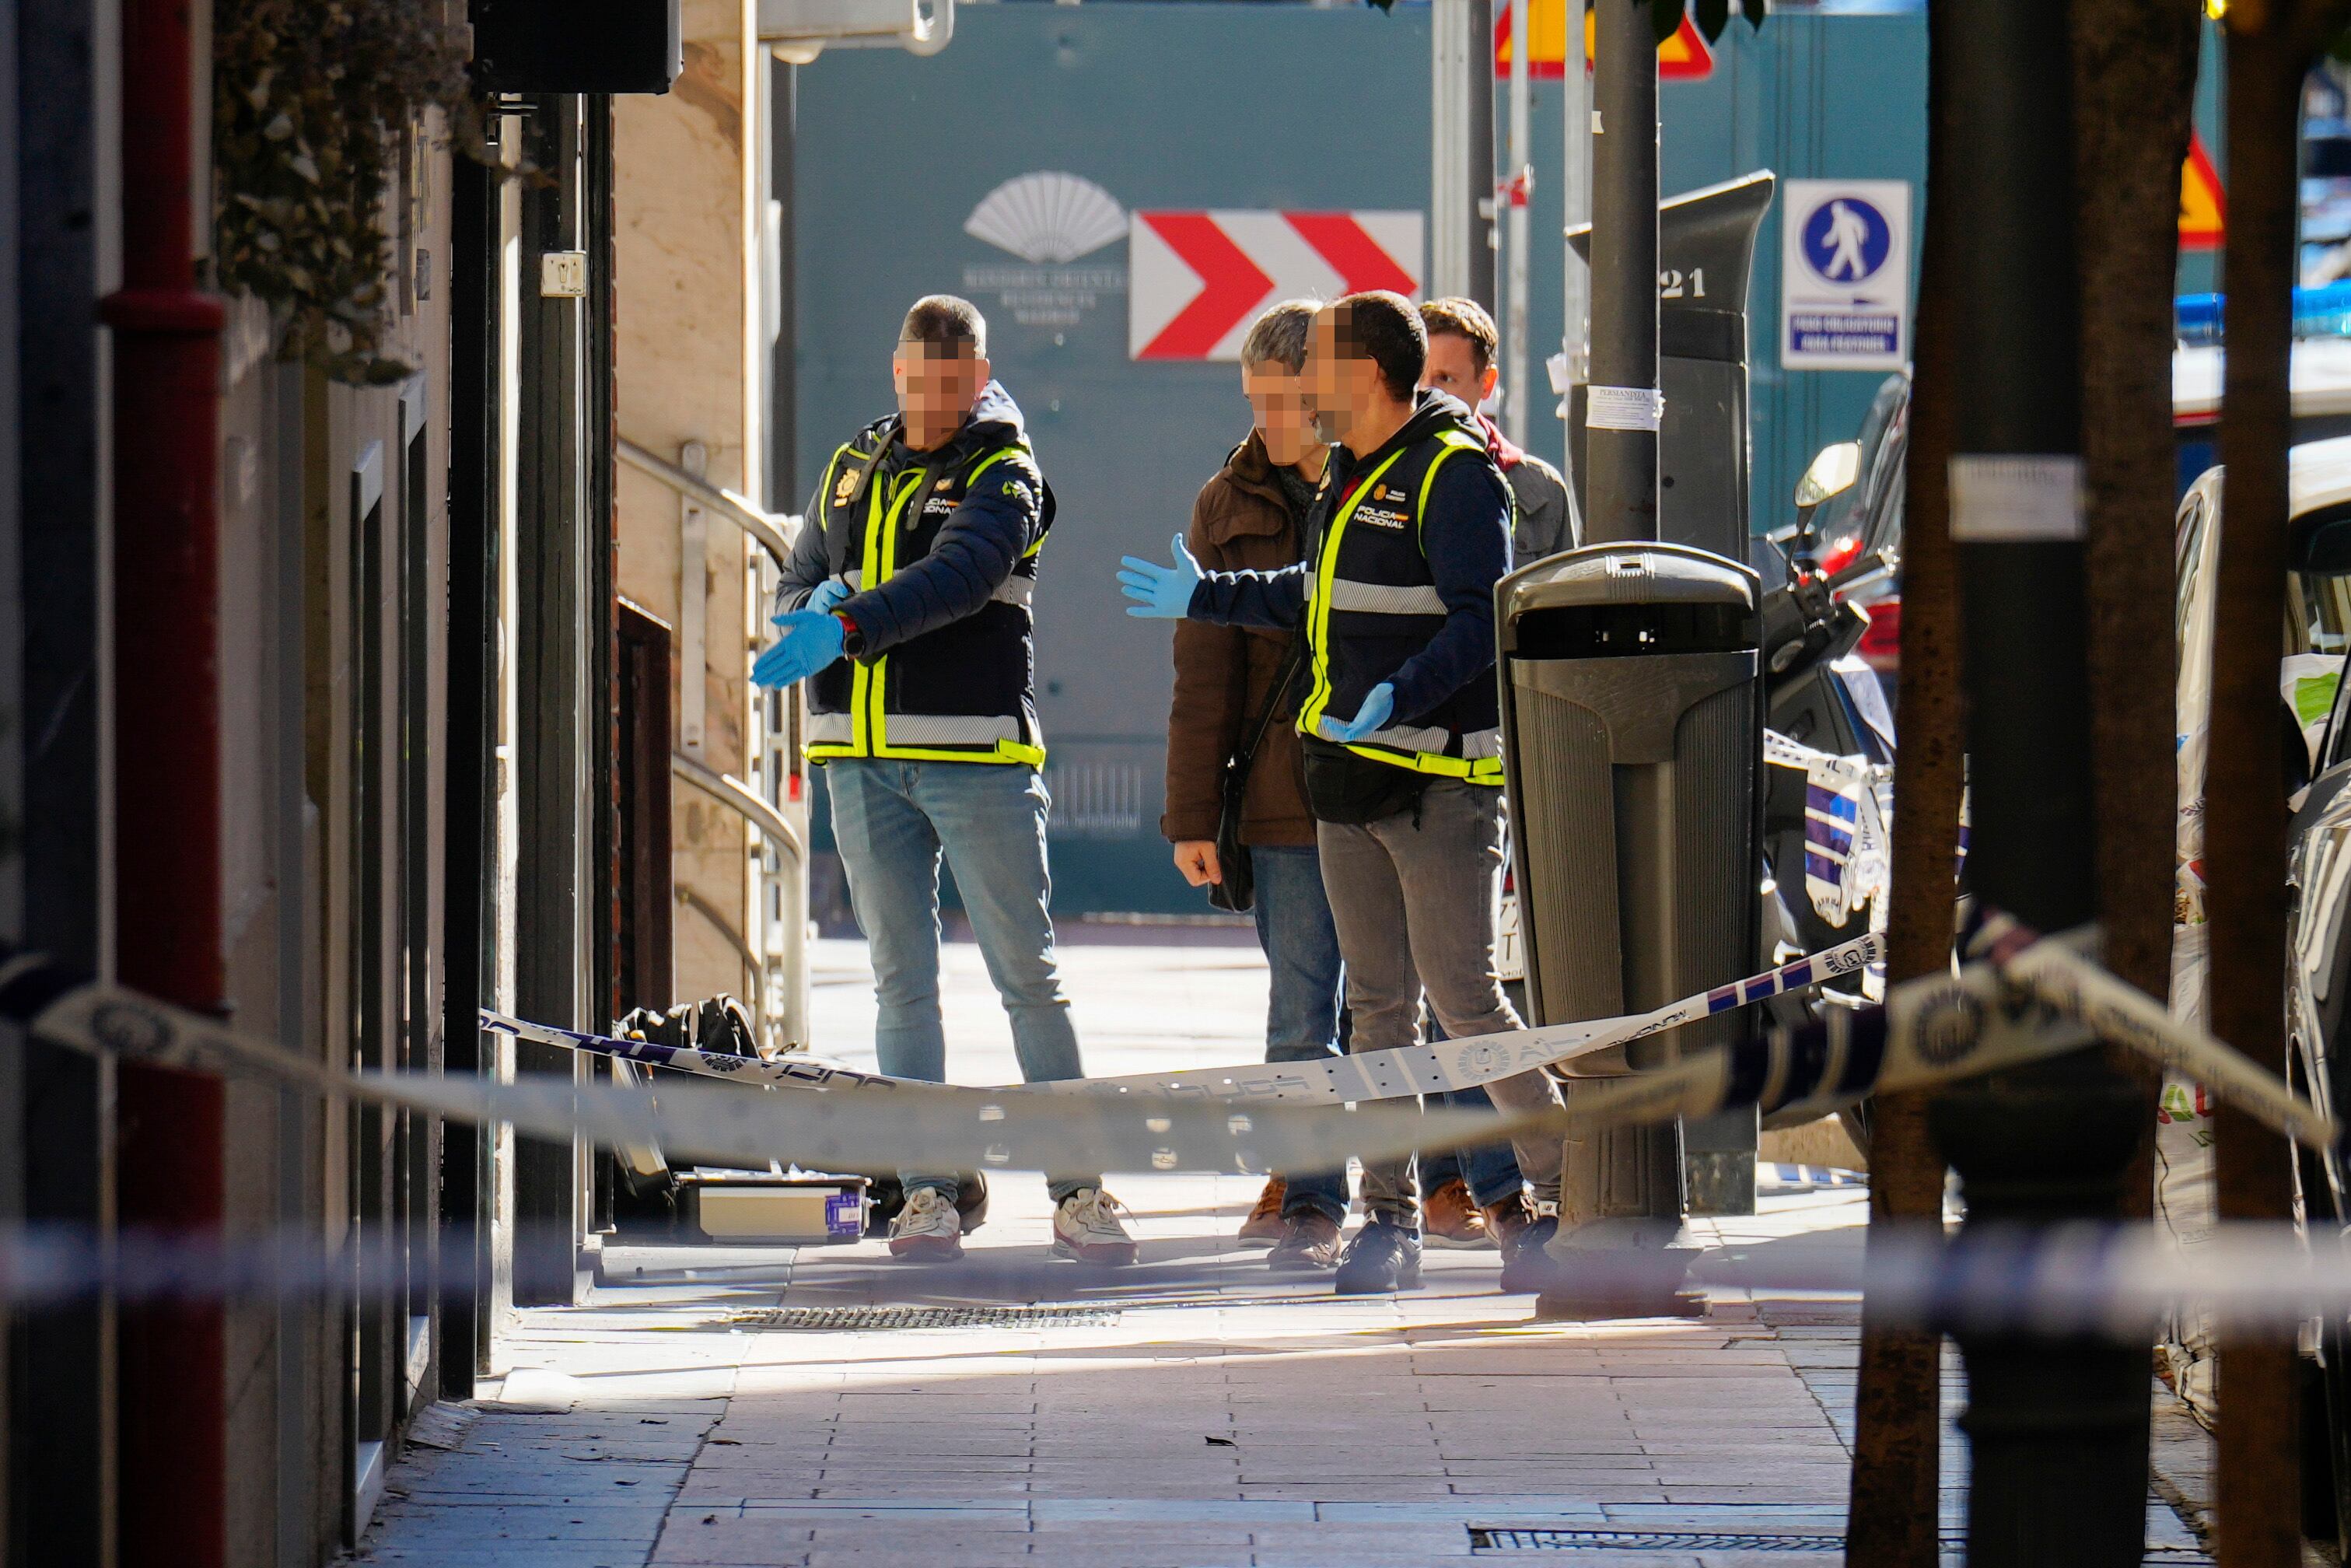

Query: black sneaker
1497,1213,1560,1293
1334,1218,1423,1294
1266,1211,1342,1271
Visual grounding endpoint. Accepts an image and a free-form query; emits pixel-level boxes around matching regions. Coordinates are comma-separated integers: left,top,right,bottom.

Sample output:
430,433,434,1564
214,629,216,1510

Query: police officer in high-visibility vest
1119,291,1565,1295
757,295,1136,1268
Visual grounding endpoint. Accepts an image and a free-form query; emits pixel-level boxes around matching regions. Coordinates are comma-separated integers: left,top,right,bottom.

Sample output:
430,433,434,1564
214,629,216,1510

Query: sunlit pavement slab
347,936,2213,1568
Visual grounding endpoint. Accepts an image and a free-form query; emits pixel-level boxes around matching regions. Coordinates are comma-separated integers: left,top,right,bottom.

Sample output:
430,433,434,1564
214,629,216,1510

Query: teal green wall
792,2,1933,914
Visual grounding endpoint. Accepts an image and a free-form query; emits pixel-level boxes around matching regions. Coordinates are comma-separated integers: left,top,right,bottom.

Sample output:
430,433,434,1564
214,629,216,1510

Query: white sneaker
887,1186,964,1261
1051,1188,1139,1265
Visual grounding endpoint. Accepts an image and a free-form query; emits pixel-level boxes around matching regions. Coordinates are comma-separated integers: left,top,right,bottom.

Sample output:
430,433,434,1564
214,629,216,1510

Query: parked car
1795,321,2351,694
2170,437,2351,1548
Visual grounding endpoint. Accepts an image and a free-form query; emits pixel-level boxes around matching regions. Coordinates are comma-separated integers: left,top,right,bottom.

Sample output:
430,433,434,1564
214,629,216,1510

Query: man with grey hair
1156,299,1350,1269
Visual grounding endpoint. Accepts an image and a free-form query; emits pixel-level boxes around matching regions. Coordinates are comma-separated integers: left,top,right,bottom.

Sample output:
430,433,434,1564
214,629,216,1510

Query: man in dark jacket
1412,298,1578,1256
1120,292,1566,1295
1160,300,1349,1269
757,295,1135,1269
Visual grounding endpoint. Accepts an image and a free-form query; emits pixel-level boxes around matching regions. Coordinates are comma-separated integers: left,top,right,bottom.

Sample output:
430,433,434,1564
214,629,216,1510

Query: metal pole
1506,0,1532,443
1560,0,1589,473
1535,0,1688,1321
1937,0,2150,1560
1469,0,1499,310
103,0,231,1546
1430,0,1473,299
1582,0,1659,543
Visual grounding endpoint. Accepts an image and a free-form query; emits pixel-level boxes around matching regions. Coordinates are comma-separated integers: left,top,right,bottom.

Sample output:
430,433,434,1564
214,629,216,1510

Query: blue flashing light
2178,279,2351,345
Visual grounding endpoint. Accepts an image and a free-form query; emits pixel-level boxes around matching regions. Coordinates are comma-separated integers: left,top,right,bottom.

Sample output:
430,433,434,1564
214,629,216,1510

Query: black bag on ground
615,994,761,1058
1205,637,1304,915
1301,737,1429,826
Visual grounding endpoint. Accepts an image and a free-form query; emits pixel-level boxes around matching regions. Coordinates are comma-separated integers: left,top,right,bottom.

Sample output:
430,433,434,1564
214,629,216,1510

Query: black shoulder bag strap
1206,632,1307,915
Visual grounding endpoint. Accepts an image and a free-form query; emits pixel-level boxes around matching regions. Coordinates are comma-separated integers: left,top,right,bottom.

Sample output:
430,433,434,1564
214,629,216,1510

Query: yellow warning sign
2181,131,2224,251
1493,0,1715,82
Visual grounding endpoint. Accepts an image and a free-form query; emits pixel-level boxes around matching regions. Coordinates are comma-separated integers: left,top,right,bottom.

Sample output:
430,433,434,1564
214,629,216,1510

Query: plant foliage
214,0,477,384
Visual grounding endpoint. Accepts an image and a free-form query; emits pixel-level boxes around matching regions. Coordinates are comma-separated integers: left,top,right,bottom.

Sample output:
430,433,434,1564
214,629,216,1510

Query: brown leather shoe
1482,1192,1536,1255
1237,1176,1288,1246
1266,1210,1342,1271
1424,1178,1493,1249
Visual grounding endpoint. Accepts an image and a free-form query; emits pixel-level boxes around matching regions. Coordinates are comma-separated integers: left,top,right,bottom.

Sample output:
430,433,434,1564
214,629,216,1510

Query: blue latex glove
753,610,848,690
796,576,851,618
1118,533,1204,618
1318,683,1395,744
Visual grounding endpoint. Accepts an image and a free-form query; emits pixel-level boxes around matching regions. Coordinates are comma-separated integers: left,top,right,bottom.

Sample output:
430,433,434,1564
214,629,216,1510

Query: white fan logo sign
960,172,1129,330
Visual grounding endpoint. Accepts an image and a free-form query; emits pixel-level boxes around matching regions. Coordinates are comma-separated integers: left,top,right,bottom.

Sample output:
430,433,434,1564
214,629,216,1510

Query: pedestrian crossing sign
1781,179,1913,372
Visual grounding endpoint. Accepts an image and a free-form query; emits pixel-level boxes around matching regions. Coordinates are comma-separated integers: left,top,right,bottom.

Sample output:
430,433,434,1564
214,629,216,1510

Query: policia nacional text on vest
1299,418,1507,790
803,411,1053,768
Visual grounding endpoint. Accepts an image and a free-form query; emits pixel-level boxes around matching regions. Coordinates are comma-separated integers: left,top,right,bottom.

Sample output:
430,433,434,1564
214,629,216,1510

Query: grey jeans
1317,780,1564,1225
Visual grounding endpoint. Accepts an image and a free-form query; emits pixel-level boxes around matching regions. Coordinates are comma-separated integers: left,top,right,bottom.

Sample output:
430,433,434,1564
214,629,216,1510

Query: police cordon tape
9,918,2351,1324
0,912,2337,1190
479,932,1888,1104
0,946,1496,1180
0,1218,2347,1331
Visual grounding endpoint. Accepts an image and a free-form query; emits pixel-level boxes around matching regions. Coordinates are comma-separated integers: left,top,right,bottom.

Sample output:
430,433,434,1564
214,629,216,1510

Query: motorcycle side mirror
1794,441,1863,512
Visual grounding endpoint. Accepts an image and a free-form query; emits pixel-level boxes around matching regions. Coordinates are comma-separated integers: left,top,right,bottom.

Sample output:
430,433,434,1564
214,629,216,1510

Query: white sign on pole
1780,179,1912,372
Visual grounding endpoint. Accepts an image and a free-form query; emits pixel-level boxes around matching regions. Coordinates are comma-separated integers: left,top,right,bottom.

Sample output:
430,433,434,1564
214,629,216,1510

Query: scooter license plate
1495,891,1525,982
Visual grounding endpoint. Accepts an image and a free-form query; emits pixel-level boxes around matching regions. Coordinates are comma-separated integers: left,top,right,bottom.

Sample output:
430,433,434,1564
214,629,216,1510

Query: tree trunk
1844,5,1961,1562
2071,0,2203,1229
2213,11,2325,1567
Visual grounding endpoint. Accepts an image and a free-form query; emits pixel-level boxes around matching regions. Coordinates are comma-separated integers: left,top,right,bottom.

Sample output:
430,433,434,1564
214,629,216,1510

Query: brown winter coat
1160,431,1317,848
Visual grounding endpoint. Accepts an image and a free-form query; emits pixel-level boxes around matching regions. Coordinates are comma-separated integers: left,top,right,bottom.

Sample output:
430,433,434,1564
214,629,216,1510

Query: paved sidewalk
349,936,2211,1568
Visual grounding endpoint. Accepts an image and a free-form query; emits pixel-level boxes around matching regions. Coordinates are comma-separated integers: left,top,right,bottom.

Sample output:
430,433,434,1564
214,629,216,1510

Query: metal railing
617,437,798,566
621,434,812,1054
672,751,804,862
675,884,764,1018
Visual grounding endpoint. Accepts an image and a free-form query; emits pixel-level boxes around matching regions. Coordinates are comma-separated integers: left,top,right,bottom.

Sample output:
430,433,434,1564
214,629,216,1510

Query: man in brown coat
1160,300,1349,1269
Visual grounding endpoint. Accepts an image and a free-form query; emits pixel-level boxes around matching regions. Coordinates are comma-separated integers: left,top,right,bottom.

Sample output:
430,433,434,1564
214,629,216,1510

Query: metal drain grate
1469,1528,2211,1557
730,1304,1121,1332
1471,1529,1845,1552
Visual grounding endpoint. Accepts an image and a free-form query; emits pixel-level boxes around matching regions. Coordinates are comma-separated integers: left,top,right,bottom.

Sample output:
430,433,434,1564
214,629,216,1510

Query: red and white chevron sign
1128,210,1424,362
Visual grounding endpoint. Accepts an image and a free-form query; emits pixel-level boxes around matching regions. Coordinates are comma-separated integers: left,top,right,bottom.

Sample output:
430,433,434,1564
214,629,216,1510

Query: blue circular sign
1800,196,1891,285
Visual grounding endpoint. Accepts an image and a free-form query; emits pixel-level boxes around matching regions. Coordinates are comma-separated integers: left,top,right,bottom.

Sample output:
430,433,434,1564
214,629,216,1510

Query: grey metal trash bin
1496,541,1765,1227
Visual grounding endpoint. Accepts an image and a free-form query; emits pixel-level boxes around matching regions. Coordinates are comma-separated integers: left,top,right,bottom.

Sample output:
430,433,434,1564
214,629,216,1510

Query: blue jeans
1425,975,1534,1207
1250,846,1350,1225
825,758,1092,1202
1422,1083,1527,1209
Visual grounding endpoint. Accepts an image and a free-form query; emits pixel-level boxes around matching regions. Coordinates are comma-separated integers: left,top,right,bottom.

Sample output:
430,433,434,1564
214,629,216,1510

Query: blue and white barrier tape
481,931,1887,1105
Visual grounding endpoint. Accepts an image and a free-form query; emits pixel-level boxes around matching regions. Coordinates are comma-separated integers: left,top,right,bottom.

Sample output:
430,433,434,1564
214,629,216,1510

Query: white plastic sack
2159,917,2218,1426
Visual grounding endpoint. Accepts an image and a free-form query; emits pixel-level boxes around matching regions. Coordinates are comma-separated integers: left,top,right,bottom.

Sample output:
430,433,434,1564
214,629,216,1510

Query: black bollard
1929,1071,2154,1566
1938,0,2153,1561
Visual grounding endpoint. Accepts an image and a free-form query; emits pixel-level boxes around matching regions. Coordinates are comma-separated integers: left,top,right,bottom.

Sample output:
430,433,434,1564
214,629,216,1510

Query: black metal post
1938,0,2150,1561
11,0,114,1554
1582,0,1660,546
439,114,499,1398
1532,0,1692,1321
513,93,592,1307
1468,0,1498,313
